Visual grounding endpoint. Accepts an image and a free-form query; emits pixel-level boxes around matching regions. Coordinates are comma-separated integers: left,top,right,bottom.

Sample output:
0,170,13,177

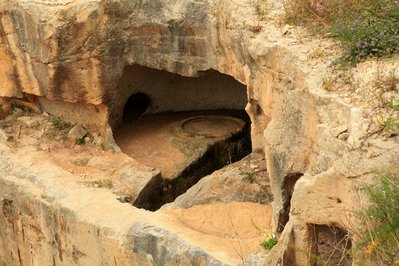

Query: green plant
52,117,61,127
356,170,399,265
284,0,399,63
260,236,278,250
243,171,256,183
52,117,72,130
75,138,85,145
381,116,399,133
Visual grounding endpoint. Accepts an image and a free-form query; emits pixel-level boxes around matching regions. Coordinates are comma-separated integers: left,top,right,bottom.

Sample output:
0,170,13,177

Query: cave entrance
309,224,352,266
113,65,252,210
123,93,151,123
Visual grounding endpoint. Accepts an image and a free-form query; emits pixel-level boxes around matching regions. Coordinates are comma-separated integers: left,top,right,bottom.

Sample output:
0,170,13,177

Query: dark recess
123,93,151,123
277,172,304,232
309,224,352,266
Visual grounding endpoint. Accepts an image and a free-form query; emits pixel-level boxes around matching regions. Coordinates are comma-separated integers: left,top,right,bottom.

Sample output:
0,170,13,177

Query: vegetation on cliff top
284,0,399,63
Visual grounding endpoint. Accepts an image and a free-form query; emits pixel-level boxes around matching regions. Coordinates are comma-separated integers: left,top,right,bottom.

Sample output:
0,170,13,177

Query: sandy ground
161,202,274,264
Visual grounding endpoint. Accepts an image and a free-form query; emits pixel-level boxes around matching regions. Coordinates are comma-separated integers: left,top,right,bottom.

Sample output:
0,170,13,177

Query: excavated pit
114,110,251,211
113,66,251,210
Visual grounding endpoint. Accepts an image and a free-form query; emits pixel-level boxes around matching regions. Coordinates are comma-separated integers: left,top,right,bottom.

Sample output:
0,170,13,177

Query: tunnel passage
123,93,151,123
113,65,252,210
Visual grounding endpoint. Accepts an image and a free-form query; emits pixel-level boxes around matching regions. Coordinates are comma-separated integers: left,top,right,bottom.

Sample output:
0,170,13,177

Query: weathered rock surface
1,0,399,265
0,111,273,266
0,143,231,265
67,125,87,140
163,151,272,209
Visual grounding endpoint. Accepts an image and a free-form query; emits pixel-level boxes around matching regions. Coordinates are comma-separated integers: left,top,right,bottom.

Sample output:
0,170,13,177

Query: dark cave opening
122,93,151,123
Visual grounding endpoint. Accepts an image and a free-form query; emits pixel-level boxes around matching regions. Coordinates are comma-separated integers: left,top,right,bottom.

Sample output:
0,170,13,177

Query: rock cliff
1,0,398,265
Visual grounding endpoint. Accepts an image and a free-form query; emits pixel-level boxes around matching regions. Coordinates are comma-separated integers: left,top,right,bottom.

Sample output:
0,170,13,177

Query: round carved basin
181,115,246,138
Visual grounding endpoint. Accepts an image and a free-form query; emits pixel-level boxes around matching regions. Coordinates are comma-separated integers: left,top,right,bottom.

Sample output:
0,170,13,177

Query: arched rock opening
110,65,248,127
112,65,253,210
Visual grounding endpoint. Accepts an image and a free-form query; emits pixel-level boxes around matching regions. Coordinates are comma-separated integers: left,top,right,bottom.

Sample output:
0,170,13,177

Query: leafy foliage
75,137,85,145
52,117,72,130
357,171,399,265
284,0,399,63
260,236,278,250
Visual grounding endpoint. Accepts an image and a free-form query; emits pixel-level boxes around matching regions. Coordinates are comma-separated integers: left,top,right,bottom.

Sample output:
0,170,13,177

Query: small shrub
260,236,278,250
381,116,399,133
243,171,256,183
52,117,61,127
356,170,399,265
284,0,399,63
52,117,72,130
75,138,85,145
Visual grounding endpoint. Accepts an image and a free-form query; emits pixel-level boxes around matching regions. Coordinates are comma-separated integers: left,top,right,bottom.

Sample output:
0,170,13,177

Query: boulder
17,116,40,128
163,152,272,209
68,125,87,140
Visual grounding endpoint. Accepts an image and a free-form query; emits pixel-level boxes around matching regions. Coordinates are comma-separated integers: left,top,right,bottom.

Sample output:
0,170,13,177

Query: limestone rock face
163,152,272,209
0,140,273,266
0,143,227,266
0,0,257,135
1,0,399,265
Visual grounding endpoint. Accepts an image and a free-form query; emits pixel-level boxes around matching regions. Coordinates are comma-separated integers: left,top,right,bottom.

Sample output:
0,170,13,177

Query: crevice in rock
308,224,352,266
133,116,252,211
277,172,303,232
